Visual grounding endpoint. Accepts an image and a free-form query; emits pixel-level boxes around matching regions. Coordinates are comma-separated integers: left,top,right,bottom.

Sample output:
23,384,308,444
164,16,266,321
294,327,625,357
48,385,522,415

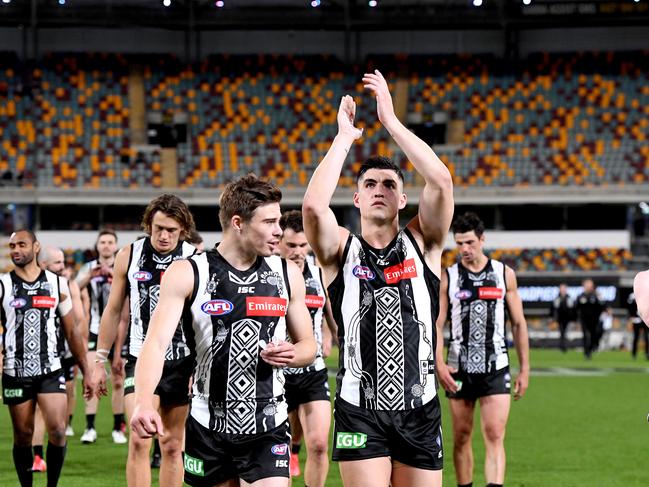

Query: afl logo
10,298,26,308
201,299,233,316
455,290,472,300
353,266,375,280
133,271,152,282
271,443,288,455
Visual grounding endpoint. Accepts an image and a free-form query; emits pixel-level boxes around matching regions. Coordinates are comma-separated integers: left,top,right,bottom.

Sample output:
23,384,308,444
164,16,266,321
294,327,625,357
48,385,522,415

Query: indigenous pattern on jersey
126,237,195,359
328,229,440,411
1,270,62,377
446,259,509,374
184,249,291,434
78,259,113,335
284,261,326,375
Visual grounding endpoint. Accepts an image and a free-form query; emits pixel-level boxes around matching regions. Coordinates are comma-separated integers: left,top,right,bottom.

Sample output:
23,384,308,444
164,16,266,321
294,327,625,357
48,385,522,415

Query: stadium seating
441,247,633,272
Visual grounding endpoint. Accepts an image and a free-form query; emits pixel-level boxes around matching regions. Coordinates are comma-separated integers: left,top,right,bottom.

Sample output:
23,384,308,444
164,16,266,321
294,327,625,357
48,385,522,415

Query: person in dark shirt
550,283,575,352
576,279,604,359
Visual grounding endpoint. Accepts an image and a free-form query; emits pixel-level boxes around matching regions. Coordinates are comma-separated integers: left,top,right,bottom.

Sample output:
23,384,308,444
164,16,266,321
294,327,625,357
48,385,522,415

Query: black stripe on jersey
0,278,5,346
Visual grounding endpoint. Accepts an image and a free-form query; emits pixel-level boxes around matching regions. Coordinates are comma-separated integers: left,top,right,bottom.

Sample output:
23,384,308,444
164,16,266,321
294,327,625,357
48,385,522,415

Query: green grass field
1,349,648,486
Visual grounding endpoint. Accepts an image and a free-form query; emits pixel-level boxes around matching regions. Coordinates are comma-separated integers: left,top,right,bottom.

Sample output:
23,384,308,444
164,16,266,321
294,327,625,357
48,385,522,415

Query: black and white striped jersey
284,260,326,375
183,249,291,434
446,259,509,374
77,259,113,335
328,229,440,411
126,237,196,360
1,270,66,377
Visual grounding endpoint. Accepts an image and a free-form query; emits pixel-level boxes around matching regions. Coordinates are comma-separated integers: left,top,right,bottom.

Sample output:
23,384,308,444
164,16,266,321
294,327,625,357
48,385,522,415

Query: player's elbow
302,197,327,220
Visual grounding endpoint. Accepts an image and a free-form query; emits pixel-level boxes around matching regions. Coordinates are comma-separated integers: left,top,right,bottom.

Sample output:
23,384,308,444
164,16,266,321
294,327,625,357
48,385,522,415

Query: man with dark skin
1,230,94,487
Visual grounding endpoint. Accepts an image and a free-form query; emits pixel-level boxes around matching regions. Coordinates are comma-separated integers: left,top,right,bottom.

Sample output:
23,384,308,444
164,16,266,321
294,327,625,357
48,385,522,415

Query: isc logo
201,300,234,315
275,460,288,468
237,286,256,294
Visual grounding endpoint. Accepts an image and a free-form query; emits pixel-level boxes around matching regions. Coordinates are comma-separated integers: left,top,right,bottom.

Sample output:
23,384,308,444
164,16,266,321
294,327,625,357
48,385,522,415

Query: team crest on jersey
353,266,375,280
205,274,219,294
455,289,472,300
304,276,321,292
9,298,26,308
260,271,284,294
133,271,152,281
201,299,233,315
40,282,53,293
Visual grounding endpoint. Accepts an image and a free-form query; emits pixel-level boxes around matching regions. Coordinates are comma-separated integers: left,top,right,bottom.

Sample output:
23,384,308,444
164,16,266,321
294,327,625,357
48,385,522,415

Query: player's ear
399,192,407,210
353,192,360,209
33,240,41,254
231,215,243,233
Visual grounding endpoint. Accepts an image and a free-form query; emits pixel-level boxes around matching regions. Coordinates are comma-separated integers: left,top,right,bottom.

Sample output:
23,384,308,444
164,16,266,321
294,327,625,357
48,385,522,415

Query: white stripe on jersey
127,239,146,357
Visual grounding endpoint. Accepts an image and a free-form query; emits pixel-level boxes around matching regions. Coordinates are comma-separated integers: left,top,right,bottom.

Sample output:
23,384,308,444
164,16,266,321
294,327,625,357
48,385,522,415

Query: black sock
153,438,161,456
458,483,473,487
68,415,73,425
13,444,33,487
86,414,95,430
33,445,44,458
113,414,124,431
292,443,301,455
46,442,67,487
486,484,503,487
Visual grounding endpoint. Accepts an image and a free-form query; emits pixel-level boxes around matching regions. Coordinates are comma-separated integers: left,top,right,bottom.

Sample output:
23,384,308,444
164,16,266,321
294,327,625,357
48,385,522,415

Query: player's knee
483,422,506,444
453,423,473,444
159,435,183,458
129,434,152,453
306,437,328,458
14,428,34,445
49,427,67,444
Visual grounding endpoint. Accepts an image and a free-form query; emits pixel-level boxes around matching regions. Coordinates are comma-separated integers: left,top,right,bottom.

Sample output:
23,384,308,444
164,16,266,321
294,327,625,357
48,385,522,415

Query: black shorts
61,357,76,382
332,397,443,470
284,369,331,413
183,415,291,486
446,366,511,401
2,370,67,405
88,332,98,352
124,355,193,406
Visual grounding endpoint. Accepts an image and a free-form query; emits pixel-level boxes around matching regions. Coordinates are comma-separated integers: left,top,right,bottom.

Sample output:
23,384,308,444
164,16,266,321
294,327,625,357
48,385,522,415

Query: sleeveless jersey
284,260,327,375
1,270,63,377
446,259,509,374
78,259,113,335
184,249,291,434
328,229,440,411
126,237,195,360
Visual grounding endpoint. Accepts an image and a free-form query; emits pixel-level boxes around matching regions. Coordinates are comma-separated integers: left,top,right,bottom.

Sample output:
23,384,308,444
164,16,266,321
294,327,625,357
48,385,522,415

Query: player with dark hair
129,174,316,486
436,212,530,487
2,230,94,487
303,70,454,487
92,194,197,486
278,210,335,487
76,229,127,445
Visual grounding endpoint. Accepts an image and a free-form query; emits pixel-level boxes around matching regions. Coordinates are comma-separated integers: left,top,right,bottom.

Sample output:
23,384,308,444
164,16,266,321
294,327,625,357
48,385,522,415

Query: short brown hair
141,194,196,238
97,229,117,242
219,174,282,229
280,210,304,234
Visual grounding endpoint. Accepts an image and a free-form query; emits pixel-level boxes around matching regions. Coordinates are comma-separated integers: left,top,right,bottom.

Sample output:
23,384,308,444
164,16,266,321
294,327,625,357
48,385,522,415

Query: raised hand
362,69,396,127
337,95,363,141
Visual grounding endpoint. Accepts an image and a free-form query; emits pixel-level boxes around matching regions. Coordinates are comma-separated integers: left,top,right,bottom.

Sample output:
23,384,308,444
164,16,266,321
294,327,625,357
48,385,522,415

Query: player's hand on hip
337,95,363,141
130,405,165,439
436,362,459,393
362,69,396,127
260,340,296,367
514,370,529,401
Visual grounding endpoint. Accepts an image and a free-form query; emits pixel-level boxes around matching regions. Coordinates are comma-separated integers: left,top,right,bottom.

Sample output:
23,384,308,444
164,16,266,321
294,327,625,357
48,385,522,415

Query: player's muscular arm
263,260,316,368
634,270,649,326
435,272,457,393
68,280,85,331
505,266,530,400
131,260,194,438
362,70,454,252
302,95,361,269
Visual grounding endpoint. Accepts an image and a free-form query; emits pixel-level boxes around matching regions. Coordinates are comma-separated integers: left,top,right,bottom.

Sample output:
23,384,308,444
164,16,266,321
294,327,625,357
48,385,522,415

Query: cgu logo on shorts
201,300,234,316
33,296,56,308
478,287,504,300
133,271,152,282
384,258,417,285
271,443,288,455
352,266,375,280
336,432,367,449
124,377,135,389
4,388,23,398
9,298,26,308
184,453,205,477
